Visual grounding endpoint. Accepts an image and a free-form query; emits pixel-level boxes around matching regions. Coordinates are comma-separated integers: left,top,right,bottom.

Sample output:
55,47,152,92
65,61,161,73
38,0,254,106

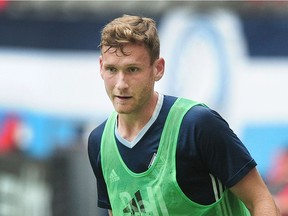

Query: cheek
105,80,114,90
139,77,155,93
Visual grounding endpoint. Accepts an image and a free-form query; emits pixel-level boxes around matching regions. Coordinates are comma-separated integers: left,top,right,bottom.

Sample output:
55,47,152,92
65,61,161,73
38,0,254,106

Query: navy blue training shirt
88,95,256,209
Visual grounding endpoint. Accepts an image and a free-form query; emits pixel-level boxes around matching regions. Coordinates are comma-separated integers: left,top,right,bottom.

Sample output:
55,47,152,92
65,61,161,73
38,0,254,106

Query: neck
117,92,159,141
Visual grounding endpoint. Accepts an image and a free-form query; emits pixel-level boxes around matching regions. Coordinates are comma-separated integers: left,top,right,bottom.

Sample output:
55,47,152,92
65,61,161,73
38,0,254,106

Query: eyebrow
103,62,143,68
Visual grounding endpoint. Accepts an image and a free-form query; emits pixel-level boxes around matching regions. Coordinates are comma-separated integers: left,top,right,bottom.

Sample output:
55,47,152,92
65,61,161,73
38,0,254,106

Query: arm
88,126,113,215
230,168,280,216
108,209,113,216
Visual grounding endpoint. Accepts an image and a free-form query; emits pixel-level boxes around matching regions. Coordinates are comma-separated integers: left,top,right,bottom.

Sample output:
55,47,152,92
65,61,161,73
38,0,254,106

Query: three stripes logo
120,186,168,215
123,190,147,215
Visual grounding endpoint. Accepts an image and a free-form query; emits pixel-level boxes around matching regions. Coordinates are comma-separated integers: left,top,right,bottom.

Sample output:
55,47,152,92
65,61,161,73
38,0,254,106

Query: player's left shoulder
184,104,228,129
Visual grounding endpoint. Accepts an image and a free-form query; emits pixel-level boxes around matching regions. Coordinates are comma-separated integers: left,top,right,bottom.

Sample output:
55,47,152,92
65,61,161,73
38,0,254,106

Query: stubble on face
101,44,157,117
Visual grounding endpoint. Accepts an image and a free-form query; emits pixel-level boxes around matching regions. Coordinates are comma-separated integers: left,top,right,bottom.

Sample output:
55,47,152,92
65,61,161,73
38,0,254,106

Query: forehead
101,44,150,64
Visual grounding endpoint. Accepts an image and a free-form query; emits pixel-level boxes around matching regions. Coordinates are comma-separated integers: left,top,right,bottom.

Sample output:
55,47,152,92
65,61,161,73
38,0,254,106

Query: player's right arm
108,209,113,216
88,123,113,213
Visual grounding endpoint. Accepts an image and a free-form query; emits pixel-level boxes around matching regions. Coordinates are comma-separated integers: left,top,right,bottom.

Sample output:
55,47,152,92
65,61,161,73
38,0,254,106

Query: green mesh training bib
101,98,250,216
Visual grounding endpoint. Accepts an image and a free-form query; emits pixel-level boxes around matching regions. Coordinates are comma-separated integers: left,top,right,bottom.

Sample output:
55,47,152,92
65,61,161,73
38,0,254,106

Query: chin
113,103,133,113
114,107,130,114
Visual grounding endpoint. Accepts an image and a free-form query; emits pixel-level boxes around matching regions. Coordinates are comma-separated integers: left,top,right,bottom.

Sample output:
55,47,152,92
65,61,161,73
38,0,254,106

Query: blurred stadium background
1,1,288,215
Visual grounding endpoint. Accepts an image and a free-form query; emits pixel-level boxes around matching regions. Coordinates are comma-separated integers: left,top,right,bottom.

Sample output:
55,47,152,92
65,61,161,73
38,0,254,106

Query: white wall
0,49,113,119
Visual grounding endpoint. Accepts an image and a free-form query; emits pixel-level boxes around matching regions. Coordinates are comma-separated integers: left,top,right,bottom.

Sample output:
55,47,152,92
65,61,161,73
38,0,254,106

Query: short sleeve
191,106,257,187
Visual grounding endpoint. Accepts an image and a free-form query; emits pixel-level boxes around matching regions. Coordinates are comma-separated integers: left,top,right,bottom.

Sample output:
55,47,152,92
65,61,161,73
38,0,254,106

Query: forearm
230,168,280,216
248,196,280,216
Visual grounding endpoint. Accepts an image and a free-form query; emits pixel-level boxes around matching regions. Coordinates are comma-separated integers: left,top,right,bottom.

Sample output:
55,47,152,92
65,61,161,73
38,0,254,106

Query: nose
115,72,129,90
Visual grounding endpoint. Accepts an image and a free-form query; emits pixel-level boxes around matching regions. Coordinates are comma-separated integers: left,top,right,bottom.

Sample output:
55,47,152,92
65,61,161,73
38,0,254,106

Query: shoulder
89,120,106,140
177,104,228,157
182,104,229,131
87,120,108,178
182,104,238,152
162,96,228,131
162,95,178,110
87,120,107,163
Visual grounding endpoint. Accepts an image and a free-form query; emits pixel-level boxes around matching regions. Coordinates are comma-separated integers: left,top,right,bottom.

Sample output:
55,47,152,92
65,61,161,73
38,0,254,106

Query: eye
106,66,117,73
128,67,139,73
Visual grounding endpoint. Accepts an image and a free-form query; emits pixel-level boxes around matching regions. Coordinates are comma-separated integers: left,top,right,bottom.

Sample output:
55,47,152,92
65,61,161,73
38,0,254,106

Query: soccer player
88,14,280,216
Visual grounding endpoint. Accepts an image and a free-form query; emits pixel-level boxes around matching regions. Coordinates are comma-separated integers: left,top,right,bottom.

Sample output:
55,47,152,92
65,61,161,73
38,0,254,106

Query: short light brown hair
100,14,160,64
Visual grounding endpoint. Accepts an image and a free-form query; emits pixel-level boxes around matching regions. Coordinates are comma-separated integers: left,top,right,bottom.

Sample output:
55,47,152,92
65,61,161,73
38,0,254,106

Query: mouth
115,95,132,102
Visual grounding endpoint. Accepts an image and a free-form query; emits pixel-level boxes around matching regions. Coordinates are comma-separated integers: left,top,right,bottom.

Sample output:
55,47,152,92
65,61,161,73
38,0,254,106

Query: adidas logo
109,169,120,183
123,190,146,215
120,186,169,215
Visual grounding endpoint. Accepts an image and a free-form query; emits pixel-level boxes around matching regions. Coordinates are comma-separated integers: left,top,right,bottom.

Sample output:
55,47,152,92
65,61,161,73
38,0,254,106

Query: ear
153,58,165,81
99,55,104,79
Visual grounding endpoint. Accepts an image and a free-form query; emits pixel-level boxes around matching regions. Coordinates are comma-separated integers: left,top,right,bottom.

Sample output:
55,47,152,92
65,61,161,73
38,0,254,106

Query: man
88,14,279,215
